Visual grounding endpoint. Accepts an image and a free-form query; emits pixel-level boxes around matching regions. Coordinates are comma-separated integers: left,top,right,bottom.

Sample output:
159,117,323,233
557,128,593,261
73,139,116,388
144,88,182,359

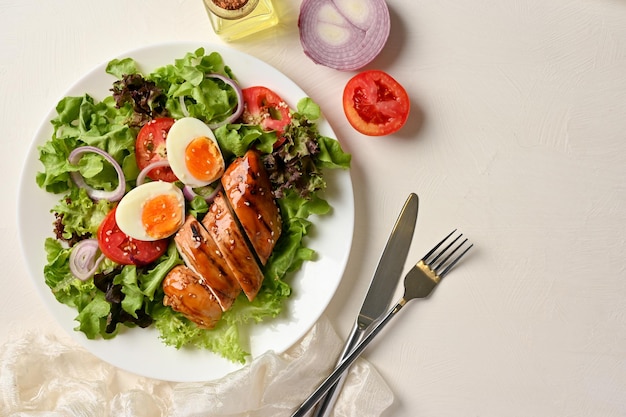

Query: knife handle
310,322,365,417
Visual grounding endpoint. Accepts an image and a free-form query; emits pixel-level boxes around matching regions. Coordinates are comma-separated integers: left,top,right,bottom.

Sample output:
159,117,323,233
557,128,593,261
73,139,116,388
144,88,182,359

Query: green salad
36,48,350,362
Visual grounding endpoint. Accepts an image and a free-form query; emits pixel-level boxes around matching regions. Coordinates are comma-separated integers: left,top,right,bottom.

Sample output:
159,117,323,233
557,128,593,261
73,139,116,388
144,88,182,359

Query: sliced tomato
97,207,168,266
135,117,178,182
242,86,291,147
342,70,410,136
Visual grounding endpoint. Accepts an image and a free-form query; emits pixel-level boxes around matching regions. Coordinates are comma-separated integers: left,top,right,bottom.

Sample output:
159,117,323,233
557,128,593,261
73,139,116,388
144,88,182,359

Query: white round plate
17,42,354,382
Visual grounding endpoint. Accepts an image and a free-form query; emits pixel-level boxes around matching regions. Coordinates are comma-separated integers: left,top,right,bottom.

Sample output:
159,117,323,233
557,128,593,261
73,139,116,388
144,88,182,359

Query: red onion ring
205,73,244,129
182,183,222,203
68,146,126,202
298,0,390,71
136,159,172,186
69,239,105,281
179,95,190,117
177,74,243,128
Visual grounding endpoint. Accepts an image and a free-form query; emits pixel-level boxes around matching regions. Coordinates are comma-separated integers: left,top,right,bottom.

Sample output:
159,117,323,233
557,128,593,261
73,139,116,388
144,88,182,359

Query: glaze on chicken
221,149,282,265
162,265,222,329
174,215,241,311
202,191,265,301
162,149,283,328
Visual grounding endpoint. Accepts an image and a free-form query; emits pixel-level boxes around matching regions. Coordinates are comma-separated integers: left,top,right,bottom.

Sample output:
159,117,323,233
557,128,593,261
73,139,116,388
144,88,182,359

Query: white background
2,0,626,415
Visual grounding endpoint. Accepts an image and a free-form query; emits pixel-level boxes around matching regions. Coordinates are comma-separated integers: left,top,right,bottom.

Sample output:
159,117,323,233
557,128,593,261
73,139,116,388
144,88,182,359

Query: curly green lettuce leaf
114,266,144,318
148,48,239,125
106,57,139,78
52,187,113,240
214,124,277,162
316,135,352,169
140,242,182,301
75,292,111,338
263,191,330,281
296,97,321,120
36,94,137,194
152,303,248,363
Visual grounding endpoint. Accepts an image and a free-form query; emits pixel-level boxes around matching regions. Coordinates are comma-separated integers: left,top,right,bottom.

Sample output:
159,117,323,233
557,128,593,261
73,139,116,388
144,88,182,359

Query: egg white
166,117,225,187
115,181,185,241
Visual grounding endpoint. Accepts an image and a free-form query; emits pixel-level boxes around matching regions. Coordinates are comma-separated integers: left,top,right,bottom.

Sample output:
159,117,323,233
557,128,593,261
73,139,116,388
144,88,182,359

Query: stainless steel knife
310,193,419,417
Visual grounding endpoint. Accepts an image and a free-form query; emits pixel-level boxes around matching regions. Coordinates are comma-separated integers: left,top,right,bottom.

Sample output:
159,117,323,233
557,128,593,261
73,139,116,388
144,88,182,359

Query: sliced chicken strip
202,191,265,301
162,265,222,329
221,149,282,265
174,215,241,311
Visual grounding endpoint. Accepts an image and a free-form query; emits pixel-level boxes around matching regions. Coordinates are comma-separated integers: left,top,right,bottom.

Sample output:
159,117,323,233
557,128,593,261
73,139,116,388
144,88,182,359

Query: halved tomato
342,70,410,136
242,86,291,147
97,207,168,266
135,117,178,182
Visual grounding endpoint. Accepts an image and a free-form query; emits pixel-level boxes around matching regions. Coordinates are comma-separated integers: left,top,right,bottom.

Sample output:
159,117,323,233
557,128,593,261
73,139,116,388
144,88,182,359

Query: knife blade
310,193,419,417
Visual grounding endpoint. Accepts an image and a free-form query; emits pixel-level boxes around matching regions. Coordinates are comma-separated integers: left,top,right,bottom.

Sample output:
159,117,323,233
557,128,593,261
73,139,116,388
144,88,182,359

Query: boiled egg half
166,117,225,187
115,181,185,241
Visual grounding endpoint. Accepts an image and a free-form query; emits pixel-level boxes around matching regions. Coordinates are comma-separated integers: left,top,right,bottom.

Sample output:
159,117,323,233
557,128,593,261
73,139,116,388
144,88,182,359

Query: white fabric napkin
0,315,393,417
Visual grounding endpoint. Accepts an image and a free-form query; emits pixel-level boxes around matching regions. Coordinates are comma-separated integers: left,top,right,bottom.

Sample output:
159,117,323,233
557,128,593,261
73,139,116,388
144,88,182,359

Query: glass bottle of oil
203,0,279,42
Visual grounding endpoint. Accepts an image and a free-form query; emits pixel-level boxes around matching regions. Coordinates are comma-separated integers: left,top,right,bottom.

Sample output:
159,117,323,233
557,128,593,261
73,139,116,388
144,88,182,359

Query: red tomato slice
97,207,168,266
342,70,410,136
135,117,178,182
242,86,291,147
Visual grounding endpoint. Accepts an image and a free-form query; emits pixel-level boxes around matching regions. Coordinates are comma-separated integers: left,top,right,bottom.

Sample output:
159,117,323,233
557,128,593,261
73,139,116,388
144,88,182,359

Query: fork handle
289,300,406,417
309,322,365,417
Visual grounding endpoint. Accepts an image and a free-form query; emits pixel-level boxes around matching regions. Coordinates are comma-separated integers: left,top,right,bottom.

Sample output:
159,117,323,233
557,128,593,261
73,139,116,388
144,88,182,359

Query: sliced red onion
298,0,390,71
182,183,222,203
205,73,244,129
68,146,126,202
136,160,172,186
179,95,190,117
69,239,105,281
177,74,243,128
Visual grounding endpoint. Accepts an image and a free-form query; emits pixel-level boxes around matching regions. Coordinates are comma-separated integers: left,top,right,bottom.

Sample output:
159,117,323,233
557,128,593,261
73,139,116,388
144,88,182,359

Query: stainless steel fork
290,230,473,417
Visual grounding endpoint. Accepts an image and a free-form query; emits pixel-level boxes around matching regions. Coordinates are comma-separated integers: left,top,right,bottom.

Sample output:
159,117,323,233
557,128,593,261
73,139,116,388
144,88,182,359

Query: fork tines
423,230,473,278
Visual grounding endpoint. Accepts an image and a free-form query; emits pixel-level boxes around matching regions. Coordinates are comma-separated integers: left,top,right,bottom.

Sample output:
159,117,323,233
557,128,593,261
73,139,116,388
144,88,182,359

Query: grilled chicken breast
221,149,282,265
173,215,241,311
164,150,285,326
162,265,222,329
202,191,265,301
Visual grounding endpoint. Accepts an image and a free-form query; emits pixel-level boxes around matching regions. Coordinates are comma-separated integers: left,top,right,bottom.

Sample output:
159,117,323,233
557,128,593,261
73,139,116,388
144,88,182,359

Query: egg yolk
141,194,183,239
185,136,224,183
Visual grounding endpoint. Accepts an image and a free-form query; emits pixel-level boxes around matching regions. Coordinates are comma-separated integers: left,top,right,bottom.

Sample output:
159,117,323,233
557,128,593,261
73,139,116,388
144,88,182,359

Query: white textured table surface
3,0,626,415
